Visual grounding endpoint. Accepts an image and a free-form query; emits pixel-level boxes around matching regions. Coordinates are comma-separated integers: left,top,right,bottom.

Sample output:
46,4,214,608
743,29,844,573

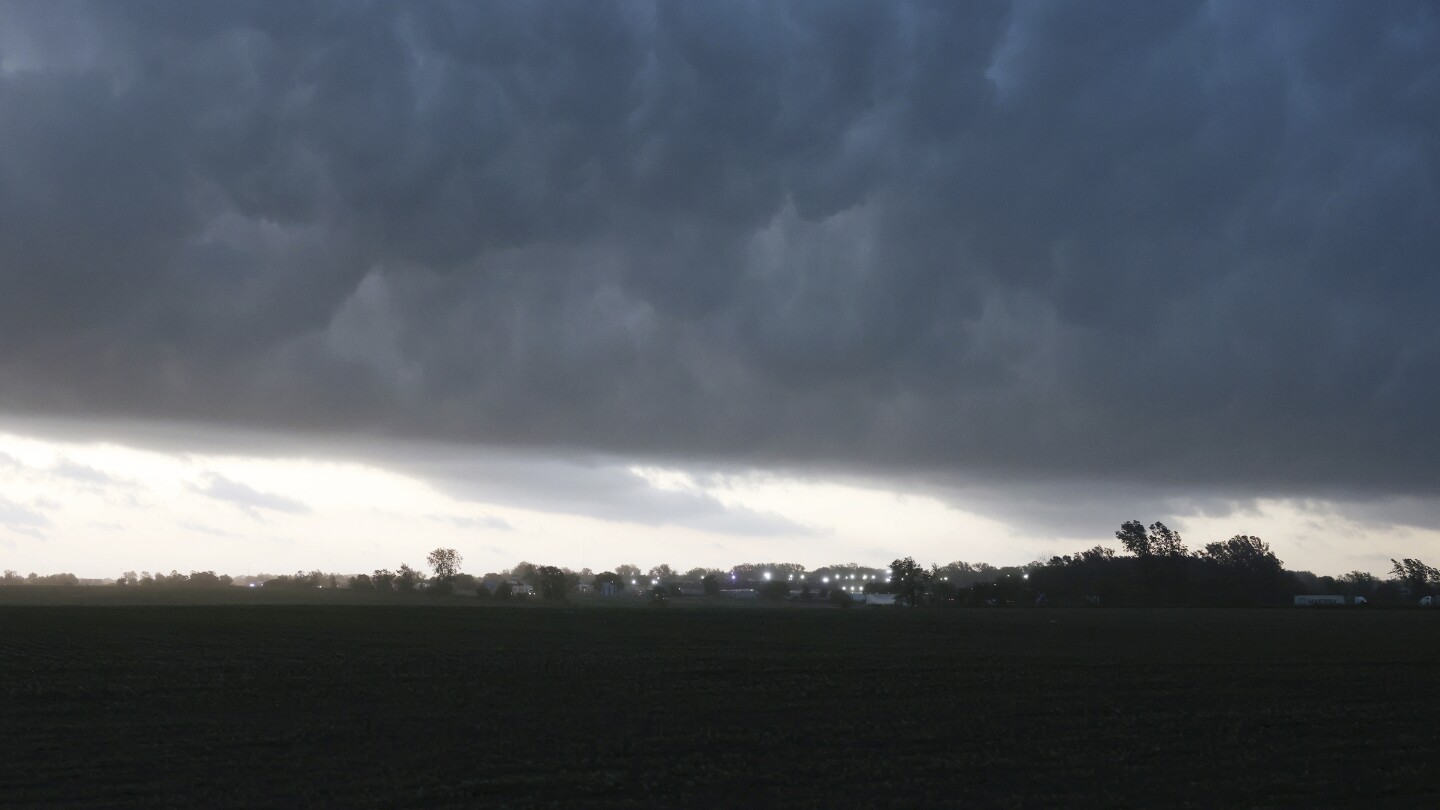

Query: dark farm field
2,600,1437,808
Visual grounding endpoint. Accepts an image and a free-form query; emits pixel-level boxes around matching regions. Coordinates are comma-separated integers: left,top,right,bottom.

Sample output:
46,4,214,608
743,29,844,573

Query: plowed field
2,603,1437,807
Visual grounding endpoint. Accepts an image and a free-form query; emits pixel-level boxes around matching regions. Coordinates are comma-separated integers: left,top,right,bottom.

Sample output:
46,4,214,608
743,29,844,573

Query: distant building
718,589,759,600
1294,595,1345,606
673,580,706,597
481,577,535,597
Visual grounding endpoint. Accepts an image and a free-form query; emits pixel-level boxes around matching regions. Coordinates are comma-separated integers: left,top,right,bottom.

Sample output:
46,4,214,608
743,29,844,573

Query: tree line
6,522,1439,606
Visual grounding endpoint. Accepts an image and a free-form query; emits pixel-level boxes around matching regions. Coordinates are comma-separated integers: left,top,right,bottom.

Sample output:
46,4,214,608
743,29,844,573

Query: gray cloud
193,472,310,517
0,496,49,538
406,451,814,537
177,520,236,538
51,457,122,487
0,1,1436,518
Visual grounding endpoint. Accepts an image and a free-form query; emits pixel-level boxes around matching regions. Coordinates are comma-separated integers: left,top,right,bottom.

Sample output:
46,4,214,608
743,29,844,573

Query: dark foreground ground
2,601,1437,808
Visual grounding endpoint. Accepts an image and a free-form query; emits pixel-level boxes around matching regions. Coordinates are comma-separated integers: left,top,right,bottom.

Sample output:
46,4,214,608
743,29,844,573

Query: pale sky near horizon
2,425,1431,580
2,3,1437,580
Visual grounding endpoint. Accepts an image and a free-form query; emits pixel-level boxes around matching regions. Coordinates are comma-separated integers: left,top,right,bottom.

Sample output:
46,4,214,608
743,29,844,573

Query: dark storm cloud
1,1,1437,508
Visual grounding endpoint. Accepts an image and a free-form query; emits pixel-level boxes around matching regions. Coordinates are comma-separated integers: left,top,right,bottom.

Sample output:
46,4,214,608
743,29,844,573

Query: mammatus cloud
192,473,310,518
0,1,1435,515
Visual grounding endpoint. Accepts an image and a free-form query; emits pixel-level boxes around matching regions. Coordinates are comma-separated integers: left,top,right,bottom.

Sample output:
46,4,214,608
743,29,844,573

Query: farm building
480,578,535,597
672,580,707,597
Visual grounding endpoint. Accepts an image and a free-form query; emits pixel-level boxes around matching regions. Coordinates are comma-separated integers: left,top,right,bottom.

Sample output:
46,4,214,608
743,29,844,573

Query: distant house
481,577,535,597
864,594,897,606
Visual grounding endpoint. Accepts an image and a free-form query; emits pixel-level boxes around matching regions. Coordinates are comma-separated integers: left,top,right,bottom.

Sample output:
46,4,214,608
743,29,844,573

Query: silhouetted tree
395,564,421,593
1338,570,1381,601
372,569,395,591
187,571,231,588
889,557,931,606
537,566,569,601
1148,522,1187,557
1202,536,1286,604
1390,558,1439,600
592,571,624,593
702,574,719,596
1116,520,1151,557
427,548,462,582
508,561,539,587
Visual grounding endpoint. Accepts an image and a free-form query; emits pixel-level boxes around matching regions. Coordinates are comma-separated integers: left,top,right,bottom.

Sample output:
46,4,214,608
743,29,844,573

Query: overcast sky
2,1,1437,578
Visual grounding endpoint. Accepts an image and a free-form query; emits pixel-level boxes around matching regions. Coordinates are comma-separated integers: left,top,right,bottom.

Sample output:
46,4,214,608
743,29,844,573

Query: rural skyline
2,1,1438,579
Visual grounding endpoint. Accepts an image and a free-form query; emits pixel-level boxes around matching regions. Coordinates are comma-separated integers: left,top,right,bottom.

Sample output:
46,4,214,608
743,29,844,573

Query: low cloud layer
0,497,49,539
405,453,815,537
193,473,310,518
1,1,1436,510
